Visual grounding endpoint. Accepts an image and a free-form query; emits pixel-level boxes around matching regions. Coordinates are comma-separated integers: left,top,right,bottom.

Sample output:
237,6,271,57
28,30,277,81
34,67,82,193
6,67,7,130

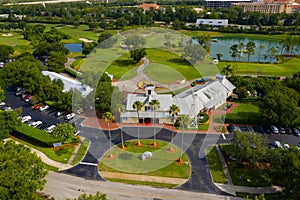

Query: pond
64,43,82,52
210,37,281,62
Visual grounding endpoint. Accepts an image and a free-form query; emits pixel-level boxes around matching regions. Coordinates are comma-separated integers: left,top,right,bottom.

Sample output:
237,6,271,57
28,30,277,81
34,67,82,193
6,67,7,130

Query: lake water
64,43,82,52
210,37,281,62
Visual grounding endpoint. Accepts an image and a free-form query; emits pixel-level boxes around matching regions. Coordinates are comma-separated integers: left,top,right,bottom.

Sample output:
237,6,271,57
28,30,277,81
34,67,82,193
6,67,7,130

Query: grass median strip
71,139,90,165
206,145,228,184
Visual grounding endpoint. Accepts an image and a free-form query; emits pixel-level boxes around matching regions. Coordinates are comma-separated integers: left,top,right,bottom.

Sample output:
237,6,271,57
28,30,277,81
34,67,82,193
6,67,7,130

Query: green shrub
13,124,60,147
198,113,209,123
64,68,78,78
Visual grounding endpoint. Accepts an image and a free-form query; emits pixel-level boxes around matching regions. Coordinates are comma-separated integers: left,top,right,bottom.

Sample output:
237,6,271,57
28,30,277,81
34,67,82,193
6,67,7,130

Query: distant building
137,3,160,10
205,0,251,9
232,1,294,13
42,71,93,97
196,19,229,27
121,74,235,125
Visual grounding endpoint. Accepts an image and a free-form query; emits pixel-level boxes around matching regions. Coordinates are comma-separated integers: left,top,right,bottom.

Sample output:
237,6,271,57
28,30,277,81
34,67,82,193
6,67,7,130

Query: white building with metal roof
121,74,235,125
42,71,93,97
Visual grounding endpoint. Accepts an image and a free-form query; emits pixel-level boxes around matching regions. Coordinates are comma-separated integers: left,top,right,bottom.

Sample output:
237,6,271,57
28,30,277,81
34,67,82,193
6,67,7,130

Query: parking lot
3,87,80,131
227,124,300,147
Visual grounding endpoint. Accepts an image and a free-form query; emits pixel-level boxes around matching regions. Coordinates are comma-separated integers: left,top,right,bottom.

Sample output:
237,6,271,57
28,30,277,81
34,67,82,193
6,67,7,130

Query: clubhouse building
121,74,235,125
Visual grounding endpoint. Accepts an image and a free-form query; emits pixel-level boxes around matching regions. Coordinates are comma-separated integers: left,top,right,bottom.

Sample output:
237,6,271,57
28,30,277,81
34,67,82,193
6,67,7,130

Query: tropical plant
221,63,237,77
133,101,143,145
149,99,160,146
169,104,180,151
103,112,114,157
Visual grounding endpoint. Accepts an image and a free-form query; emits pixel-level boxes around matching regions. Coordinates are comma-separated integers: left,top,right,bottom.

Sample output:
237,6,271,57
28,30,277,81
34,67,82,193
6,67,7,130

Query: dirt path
99,171,187,185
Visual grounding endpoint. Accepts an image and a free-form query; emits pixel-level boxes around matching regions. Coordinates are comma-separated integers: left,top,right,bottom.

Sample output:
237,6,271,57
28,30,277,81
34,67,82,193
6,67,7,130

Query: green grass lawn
225,103,260,125
0,30,32,56
12,136,75,164
206,145,228,184
71,139,90,165
145,49,201,81
218,58,300,77
99,140,190,179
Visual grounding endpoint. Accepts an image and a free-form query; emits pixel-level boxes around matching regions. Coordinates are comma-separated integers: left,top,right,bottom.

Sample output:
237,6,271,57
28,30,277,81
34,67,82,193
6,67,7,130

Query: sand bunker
2,33,13,37
79,38,94,43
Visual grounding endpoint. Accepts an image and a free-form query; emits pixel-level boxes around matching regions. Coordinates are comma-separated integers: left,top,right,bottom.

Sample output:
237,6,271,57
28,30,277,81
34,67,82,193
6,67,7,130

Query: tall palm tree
149,99,160,146
117,104,125,149
103,111,114,157
258,45,264,62
179,115,190,162
169,104,180,151
133,101,143,145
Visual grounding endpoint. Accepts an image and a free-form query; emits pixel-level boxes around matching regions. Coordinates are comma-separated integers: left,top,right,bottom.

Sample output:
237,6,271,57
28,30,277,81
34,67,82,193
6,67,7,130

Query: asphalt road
44,171,243,200
63,125,230,195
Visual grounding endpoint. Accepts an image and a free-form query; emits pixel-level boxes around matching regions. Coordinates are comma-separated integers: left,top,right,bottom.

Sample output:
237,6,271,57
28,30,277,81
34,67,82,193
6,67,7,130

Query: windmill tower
188,92,198,129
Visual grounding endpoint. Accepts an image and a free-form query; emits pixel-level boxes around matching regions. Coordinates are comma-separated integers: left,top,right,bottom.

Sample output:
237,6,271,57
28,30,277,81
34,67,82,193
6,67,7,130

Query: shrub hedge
12,124,60,147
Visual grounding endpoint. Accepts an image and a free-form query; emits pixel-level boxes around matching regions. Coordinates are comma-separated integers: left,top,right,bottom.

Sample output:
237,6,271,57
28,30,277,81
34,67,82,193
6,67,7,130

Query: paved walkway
216,145,233,185
99,171,187,185
5,138,73,171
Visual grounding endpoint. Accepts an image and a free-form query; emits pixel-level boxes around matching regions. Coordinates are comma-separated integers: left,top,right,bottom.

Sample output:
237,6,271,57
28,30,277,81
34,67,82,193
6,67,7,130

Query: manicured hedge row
64,68,78,78
12,124,60,147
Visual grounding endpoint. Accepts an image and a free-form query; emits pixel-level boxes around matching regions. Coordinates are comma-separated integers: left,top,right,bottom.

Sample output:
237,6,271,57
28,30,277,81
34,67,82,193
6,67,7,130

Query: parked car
55,111,64,117
296,143,300,150
65,113,75,120
39,105,49,111
269,143,276,150
24,95,32,102
272,141,283,148
21,115,32,123
46,125,56,133
283,144,290,150
4,106,13,111
285,128,292,135
293,128,300,136
279,127,285,134
227,124,240,133
15,87,24,96
270,126,279,134
0,102,5,106
30,121,43,128
33,105,43,110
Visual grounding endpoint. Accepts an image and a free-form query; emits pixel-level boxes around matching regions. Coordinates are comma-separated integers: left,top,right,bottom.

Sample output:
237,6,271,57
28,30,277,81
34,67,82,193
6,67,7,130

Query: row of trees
227,73,300,127
0,3,299,32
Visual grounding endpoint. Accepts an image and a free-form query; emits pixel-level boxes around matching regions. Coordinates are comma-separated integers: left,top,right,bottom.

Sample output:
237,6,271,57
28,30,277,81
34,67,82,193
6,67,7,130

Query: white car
21,116,32,123
39,105,49,111
46,125,56,133
30,121,43,128
0,102,5,106
65,113,75,120
270,126,279,134
283,144,290,150
296,144,300,150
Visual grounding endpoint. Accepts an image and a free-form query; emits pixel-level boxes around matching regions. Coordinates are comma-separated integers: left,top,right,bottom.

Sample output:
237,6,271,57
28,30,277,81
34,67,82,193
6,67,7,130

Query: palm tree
149,99,160,146
221,63,237,77
103,111,114,157
117,104,125,149
169,104,180,151
178,115,190,162
258,45,264,62
133,101,143,145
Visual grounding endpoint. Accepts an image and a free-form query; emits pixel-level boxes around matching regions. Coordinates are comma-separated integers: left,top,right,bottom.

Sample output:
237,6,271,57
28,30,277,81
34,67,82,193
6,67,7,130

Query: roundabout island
98,139,191,188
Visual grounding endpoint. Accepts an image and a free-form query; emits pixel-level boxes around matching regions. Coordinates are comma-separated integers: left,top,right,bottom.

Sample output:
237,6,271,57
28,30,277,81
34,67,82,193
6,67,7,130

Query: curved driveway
63,125,232,196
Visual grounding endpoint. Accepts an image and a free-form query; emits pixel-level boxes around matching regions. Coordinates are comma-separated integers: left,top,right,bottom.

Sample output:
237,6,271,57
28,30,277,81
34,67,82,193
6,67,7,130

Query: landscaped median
98,140,190,188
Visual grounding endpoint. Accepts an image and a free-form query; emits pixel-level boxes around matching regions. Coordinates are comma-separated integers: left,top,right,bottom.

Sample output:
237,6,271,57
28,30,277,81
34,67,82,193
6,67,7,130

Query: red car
33,104,43,110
